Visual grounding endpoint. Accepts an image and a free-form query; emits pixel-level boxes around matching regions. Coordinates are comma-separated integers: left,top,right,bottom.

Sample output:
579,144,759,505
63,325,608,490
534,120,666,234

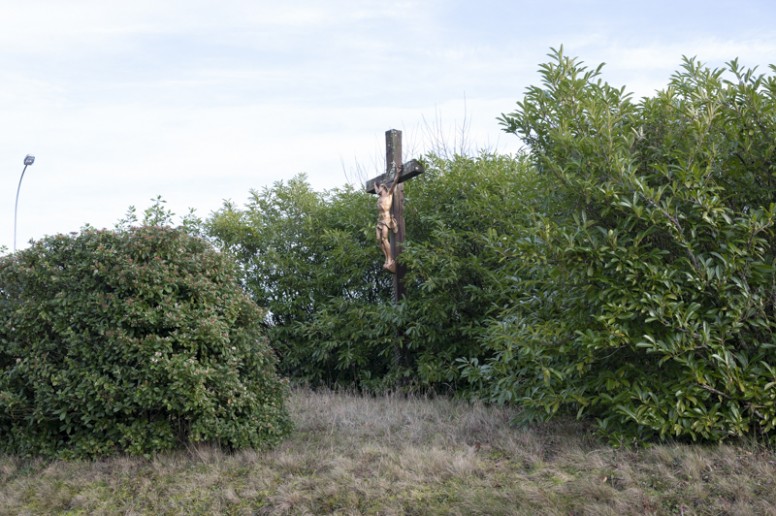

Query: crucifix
366,129,424,303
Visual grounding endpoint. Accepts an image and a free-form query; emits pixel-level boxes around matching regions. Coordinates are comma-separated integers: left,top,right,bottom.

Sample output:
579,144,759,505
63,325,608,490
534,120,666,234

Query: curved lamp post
13,154,35,251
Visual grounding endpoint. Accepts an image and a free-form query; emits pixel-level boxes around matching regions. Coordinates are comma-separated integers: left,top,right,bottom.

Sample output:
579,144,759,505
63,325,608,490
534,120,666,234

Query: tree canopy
469,48,776,443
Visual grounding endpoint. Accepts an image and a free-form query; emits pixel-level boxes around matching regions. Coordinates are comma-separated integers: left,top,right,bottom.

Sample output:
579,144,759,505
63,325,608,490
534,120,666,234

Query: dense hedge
462,48,776,443
0,226,291,458
207,178,398,388
206,155,539,391
205,48,776,444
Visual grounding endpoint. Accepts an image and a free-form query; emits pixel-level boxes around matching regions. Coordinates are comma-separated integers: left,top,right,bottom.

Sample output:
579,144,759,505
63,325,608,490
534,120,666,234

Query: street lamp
13,154,35,251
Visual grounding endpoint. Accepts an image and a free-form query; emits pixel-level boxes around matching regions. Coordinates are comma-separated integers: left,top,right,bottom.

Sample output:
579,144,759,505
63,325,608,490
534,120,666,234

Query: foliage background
204,49,776,443
205,153,542,391
4,48,776,449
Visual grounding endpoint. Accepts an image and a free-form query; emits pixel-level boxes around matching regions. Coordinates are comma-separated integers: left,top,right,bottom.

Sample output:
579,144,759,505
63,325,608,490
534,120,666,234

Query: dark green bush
398,153,542,387
0,226,291,458
206,157,539,391
462,48,776,443
207,177,398,389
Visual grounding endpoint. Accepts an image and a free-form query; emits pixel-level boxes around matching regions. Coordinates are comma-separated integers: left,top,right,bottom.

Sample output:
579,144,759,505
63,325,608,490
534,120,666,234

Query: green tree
206,156,541,392
397,153,543,387
207,175,398,388
464,48,776,443
0,226,291,458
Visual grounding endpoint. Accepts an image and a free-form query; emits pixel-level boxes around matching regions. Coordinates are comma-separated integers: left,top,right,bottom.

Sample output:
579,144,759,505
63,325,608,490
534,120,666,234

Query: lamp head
24,155,35,166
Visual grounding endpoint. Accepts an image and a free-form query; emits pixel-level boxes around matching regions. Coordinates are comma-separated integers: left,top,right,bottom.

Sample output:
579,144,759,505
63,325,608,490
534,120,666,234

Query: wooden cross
366,129,424,303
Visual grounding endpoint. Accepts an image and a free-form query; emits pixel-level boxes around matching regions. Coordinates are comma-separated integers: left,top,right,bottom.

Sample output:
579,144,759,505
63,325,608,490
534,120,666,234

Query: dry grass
2,388,776,515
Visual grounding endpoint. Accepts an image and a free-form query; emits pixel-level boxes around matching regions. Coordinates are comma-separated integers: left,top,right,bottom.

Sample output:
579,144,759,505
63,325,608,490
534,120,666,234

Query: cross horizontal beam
365,159,424,194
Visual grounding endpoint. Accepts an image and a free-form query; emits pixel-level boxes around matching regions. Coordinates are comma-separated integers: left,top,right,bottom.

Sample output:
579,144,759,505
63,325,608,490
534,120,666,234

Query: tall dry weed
1,389,775,515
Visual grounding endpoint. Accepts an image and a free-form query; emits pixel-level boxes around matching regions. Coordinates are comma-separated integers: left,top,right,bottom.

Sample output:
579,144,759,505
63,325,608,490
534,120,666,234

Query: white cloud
2,1,775,250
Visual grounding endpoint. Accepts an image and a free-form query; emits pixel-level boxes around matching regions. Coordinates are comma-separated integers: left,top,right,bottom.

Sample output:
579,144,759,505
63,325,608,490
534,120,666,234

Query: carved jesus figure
375,163,402,273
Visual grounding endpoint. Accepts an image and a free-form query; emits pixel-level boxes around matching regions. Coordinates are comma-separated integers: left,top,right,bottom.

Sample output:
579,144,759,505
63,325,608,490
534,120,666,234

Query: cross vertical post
366,129,423,298
366,129,425,374
385,129,406,303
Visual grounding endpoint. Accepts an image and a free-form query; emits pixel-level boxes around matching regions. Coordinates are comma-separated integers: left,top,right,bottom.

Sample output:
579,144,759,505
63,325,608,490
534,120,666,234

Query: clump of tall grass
2,389,775,514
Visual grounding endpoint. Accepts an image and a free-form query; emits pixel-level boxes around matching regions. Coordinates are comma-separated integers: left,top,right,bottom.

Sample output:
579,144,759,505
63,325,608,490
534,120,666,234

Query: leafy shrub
0,226,291,458
463,48,776,443
398,153,543,387
206,156,540,391
207,176,398,388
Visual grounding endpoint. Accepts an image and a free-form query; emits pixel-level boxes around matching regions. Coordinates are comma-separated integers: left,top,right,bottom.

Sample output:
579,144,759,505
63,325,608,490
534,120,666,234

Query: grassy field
2,389,776,515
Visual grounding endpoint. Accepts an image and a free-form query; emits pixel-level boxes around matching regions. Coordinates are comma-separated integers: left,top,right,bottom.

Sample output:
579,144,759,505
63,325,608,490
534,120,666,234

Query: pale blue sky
2,0,775,250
